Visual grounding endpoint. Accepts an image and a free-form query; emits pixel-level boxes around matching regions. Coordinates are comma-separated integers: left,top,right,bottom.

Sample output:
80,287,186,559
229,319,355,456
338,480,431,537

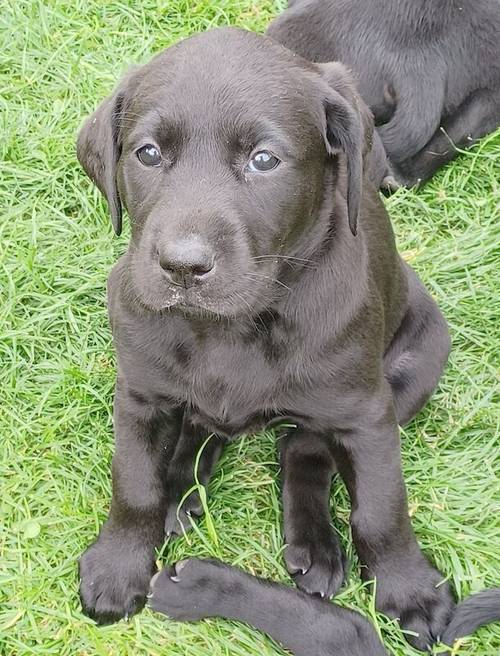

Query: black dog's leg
376,71,444,165
394,87,500,186
79,387,184,624
149,558,388,656
332,393,454,651
164,416,224,537
280,431,346,598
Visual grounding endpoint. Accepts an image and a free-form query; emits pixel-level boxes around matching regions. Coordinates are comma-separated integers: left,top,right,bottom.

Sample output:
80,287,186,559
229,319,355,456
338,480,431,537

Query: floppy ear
76,76,133,236
316,62,374,236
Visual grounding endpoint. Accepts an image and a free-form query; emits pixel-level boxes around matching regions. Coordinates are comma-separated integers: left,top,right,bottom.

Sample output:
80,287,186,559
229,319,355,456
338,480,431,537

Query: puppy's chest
184,336,288,430
125,313,338,435
153,320,300,433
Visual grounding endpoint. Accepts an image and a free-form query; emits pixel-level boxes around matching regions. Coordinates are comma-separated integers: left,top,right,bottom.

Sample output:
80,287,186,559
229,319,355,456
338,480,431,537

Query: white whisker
244,272,292,292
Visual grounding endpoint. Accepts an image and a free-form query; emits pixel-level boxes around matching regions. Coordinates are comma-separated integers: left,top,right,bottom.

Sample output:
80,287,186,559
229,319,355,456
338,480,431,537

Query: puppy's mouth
157,283,273,318
130,262,286,318
159,287,224,313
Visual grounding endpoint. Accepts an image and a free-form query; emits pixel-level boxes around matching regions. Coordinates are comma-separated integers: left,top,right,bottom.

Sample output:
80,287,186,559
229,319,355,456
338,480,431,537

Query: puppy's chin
138,289,272,319
129,272,276,319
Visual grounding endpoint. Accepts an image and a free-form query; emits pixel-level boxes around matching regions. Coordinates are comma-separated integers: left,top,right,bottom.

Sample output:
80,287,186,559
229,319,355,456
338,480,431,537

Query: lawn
1,1,499,654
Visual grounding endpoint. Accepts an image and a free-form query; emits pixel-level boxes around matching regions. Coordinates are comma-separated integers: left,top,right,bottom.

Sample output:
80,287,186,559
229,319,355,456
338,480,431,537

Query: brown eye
248,150,280,172
136,144,162,166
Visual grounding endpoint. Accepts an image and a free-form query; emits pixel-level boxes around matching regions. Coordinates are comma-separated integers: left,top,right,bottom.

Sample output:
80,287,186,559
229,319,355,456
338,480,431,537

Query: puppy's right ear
77,71,136,236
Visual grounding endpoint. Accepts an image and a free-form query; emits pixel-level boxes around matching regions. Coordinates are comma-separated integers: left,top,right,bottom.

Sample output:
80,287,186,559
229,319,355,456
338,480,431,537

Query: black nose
158,237,215,288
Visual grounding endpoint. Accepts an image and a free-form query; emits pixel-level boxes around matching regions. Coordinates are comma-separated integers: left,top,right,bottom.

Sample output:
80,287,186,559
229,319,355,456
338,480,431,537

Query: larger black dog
267,0,500,187
77,27,493,651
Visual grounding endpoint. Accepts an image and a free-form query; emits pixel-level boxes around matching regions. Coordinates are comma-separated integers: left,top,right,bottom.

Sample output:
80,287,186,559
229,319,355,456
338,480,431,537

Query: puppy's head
78,27,372,317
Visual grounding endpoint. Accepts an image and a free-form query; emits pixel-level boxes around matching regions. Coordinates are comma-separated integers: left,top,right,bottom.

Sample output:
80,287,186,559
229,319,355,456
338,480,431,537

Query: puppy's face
78,28,368,317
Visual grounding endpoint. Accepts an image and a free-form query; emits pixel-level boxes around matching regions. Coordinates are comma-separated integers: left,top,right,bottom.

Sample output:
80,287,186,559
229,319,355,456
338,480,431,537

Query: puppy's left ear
316,62,374,236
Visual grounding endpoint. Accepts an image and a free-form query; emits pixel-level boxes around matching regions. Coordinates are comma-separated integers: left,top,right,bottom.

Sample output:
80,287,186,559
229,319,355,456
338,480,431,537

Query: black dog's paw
148,558,230,621
384,161,422,191
284,534,347,599
164,490,204,538
380,169,420,192
79,534,156,625
375,558,454,651
381,174,403,193
379,157,422,192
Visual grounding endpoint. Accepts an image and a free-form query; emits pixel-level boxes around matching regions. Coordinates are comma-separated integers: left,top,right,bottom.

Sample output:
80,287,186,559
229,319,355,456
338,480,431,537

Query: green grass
1,1,499,654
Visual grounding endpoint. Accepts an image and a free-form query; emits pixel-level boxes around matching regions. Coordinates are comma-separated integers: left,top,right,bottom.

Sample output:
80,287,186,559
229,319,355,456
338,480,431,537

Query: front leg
392,87,500,187
280,431,346,598
332,391,454,651
79,383,183,624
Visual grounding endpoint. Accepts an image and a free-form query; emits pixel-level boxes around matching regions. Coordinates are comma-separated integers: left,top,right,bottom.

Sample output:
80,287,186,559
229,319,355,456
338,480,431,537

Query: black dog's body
150,559,389,656
76,27,498,651
149,560,500,656
267,0,500,186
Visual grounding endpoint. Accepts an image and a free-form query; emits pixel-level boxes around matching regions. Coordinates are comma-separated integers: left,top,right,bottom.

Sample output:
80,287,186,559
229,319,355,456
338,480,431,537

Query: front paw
385,161,422,190
148,558,230,621
284,533,347,599
79,533,156,624
375,557,454,651
381,174,403,193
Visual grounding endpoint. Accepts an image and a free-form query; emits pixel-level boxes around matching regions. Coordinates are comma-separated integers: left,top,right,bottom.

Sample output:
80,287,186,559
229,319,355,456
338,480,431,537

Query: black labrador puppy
267,0,500,187
77,27,490,651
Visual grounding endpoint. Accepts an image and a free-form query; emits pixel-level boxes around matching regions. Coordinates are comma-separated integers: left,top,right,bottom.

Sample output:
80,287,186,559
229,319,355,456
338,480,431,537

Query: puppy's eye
247,150,280,173
136,144,162,167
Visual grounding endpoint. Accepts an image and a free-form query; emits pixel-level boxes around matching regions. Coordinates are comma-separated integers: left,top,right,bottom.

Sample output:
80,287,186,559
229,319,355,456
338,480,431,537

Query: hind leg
393,87,500,187
164,415,224,537
384,263,451,426
280,430,347,599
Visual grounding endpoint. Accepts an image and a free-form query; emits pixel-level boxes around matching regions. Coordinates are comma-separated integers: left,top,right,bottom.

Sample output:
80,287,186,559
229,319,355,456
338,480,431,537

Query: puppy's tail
442,588,500,646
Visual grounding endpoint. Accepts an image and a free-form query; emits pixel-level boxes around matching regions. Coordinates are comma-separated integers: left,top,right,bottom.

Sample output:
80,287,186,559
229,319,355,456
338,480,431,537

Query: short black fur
149,560,500,656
